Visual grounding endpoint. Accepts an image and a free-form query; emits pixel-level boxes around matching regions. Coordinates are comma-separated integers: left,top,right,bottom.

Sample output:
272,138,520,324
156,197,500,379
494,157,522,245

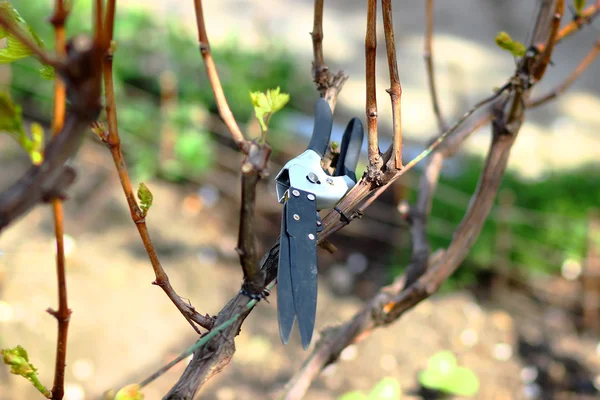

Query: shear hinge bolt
307,194,316,201
293,214,300,221
292,189,300,197
307,172,320,184
308,234,315,240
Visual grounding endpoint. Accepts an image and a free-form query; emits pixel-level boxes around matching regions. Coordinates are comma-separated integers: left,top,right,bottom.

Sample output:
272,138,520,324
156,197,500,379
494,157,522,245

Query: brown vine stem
193,0,247,153
365,0,382,179
99,0,212,333
237,143,270,295
381,0,403,170
311,0,328,92
532,0,564,82
424,0,447,133
528,38,600,108
310,0,348,110
47,2,70,399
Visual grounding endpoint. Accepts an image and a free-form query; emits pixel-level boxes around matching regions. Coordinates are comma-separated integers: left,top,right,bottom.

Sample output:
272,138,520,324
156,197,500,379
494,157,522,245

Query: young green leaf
338,391,368,400
39,65,56,80
0,91,26,144
249,86,290,135
418,351,479,397
137,183,153,217
0,1,50,78
1,345,51,398
495,31,526,57
367,377,402,400
0,92,46,164
574,0,586,16
29,123,45,165
114,384,144,400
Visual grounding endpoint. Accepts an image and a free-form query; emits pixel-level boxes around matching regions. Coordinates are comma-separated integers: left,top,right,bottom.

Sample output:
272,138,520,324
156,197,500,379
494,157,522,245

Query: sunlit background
1,0,599,399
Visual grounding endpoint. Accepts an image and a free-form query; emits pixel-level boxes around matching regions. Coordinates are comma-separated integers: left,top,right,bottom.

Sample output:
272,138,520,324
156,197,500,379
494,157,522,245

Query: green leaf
439,367,479,397
495,31,526,57
0,1,49,78
0,91,26,143
338,391,368,400
29,123,45,165
574,0,586,15
249,86,290,134
427,351,457,374
114,384,144,400
368,377,402,400
419,351,479,397
1,345,51,398
137,183,153,217
39,65,56,80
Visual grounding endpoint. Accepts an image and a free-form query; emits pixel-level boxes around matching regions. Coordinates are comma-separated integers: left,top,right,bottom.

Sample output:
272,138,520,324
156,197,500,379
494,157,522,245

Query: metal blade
277,202,296,344
285,188,318,349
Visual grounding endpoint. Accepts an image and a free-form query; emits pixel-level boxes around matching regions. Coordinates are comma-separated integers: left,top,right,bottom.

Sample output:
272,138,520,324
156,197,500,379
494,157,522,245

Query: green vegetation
1,346,51,398
7,1,311,180
418,351,479,396
339,377,402,400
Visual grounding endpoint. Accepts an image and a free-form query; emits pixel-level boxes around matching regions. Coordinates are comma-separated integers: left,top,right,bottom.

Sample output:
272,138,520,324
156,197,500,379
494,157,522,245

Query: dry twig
365,0,382,179
193,0,247,153
310,0,348,110
381,0,403,170
424,0,447,133
528,38,600,108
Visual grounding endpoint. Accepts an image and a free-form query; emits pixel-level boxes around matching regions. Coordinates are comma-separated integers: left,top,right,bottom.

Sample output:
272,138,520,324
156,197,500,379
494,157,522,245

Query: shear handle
334,118,364,183
306,98,333,158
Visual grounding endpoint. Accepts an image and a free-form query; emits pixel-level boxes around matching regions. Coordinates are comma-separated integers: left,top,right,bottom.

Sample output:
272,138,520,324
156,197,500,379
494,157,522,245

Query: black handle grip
334,118,364,183
306,98,333,157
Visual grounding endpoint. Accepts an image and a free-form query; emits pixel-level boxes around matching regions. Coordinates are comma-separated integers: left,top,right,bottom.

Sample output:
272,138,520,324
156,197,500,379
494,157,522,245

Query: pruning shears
275,98,364,349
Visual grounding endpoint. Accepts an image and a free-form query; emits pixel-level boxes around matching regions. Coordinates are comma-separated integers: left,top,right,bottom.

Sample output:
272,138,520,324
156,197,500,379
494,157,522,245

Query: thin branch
47,3,71,399
528,38,600,108
48,201,70,400
99,0,213,333
532,0,564,82
424,0,447,133
311,0,328,92
556,0,600,43
381,0,403,170
310,0,348,110
192,0,247,153
365,0,382,179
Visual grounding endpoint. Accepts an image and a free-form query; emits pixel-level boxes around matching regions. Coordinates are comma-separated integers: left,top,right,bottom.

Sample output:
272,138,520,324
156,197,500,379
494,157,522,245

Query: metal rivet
326,178,334,185
307,172,320,184
293,214,300,221
292,189,300,197
308,234,315,240
307,194,316,201
316,221,322,226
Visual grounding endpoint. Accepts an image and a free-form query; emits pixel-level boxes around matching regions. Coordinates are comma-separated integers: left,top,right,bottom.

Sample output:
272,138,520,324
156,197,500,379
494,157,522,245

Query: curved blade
277,202,296,344
285,188,318,349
